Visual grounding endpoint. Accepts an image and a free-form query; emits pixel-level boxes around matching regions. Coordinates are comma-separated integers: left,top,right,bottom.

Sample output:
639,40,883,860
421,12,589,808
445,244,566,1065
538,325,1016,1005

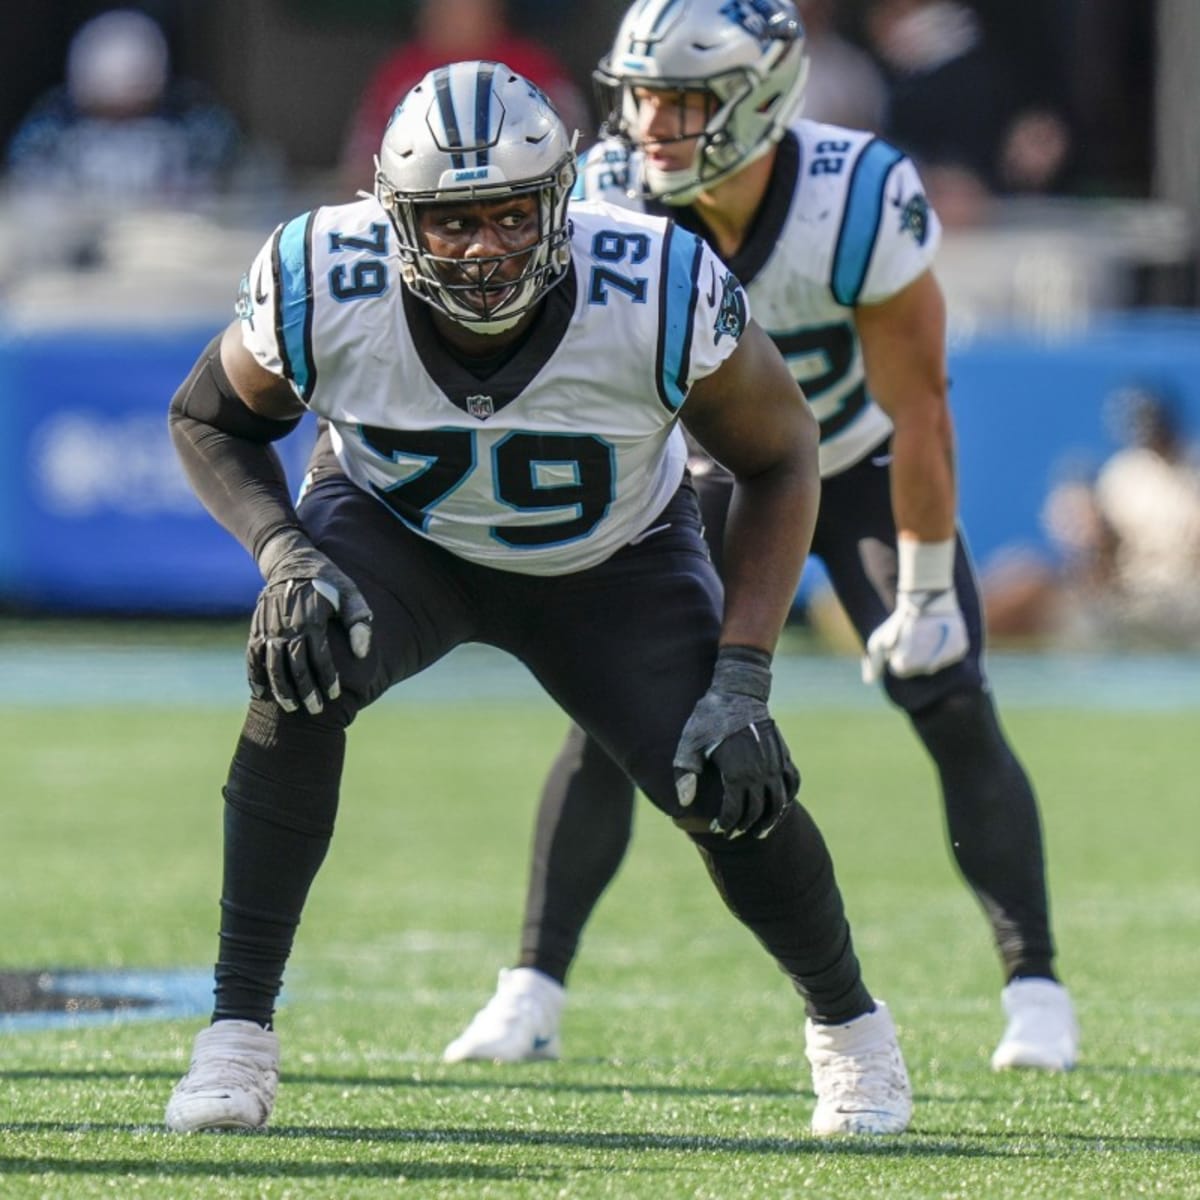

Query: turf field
2,634,1198,1198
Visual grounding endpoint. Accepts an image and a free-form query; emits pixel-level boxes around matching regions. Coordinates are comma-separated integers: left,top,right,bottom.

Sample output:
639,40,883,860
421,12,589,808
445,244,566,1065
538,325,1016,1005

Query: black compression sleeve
168,334,306,568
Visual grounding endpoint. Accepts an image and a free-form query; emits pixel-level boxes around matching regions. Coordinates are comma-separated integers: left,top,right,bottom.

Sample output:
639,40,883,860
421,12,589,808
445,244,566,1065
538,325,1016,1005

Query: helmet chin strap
643,129,777,205
643,156,710,206
458,308,528,335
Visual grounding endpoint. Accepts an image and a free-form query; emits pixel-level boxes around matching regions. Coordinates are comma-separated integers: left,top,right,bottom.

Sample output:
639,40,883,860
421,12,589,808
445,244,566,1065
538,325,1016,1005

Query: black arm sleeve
167,333,305,570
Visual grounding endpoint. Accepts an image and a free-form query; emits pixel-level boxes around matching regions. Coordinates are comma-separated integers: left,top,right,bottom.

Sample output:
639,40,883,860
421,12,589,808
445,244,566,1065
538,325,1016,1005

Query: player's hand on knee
673,645,800,839
247,529,373,714
707,719,800,838
862,588,968,683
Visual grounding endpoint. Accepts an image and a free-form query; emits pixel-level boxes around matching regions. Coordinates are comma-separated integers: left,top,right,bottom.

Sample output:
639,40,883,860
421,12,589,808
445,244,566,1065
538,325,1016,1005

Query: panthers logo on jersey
898,193,931,247
234,271,255,330
714,270,747,343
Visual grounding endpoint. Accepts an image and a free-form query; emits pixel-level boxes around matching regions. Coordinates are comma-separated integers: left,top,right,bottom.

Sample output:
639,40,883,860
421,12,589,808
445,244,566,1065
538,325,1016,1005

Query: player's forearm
168,336,304,568
718,461,819,653
888,415,957,543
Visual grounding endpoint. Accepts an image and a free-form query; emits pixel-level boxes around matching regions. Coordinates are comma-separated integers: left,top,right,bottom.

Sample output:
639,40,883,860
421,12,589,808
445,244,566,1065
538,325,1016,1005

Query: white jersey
574,120,942,477
236,197,746,575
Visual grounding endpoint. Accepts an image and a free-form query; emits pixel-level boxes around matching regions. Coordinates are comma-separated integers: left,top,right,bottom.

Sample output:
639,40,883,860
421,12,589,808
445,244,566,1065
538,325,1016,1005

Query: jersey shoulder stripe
273,210,318,399
657,224,706,412
570,153,588,200
830,138,905,307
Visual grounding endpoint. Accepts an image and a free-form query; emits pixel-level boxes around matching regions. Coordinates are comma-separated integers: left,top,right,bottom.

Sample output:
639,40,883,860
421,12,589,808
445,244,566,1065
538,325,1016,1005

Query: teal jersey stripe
831,139,904,307
658,226,704,411
277,212,316,399
570,150,589,199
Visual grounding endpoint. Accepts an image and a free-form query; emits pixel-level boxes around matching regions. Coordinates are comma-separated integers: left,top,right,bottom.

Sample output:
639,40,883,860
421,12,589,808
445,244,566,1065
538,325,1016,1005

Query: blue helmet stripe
831,138,904,307
473,61,495,166
433,66,466,170
648,0,683,35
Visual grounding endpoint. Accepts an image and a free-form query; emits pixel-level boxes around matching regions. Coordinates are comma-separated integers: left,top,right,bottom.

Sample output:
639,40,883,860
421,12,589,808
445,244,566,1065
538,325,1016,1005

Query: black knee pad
910,687,1006,757
223,699,347,837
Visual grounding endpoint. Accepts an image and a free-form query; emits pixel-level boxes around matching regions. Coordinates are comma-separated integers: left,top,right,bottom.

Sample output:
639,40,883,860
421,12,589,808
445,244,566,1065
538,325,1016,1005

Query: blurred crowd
0,0,1149,218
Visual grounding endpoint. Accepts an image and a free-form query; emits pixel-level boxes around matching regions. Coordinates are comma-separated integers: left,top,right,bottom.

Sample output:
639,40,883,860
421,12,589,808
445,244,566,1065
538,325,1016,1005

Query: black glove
673,645,800,839
247,528,373,714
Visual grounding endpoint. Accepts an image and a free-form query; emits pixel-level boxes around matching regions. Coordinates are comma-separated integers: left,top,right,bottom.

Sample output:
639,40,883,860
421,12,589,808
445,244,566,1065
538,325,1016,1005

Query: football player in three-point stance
443,0,1078,1074
164,60,911,1135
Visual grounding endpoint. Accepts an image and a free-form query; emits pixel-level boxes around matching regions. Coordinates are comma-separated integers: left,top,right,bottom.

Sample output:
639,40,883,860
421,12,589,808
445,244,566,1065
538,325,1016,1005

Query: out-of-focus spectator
1072,385,1200,645
339,0,587,195
798,0,887,131
863,0,1072,226
5,9,243,205
991,384,1200,648
998,107,1072,194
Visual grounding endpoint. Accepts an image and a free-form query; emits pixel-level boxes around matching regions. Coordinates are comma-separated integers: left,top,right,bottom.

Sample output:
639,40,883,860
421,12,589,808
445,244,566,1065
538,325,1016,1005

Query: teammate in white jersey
444,0,1078,1075
163,60,911,1136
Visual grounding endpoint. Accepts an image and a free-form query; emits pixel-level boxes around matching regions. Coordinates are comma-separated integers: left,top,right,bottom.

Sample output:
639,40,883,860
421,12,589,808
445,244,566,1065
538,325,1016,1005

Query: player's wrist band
712,644,772,701
897,537,955,593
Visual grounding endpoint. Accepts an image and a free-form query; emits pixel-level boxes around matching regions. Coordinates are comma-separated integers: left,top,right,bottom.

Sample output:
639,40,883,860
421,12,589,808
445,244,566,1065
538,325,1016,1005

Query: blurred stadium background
0,0,1197,629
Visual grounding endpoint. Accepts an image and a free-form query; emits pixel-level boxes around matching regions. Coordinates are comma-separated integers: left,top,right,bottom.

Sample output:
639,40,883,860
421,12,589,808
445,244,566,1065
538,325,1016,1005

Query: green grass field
2,647,1199,1197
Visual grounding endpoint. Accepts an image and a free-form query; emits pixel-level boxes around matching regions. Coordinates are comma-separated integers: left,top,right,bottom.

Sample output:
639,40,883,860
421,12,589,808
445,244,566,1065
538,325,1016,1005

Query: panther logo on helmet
719,0,801,48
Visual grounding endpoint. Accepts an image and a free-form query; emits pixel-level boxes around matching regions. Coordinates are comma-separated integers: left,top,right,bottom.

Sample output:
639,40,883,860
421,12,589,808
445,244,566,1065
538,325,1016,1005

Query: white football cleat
442,967,564,1063
165,1019,280,1132
991,978,1079,1071
806,1001,913,1135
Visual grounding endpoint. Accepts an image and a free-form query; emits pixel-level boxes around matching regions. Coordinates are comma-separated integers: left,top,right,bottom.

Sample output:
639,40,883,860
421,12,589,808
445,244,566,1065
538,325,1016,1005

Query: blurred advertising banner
1,315,1199,615
0,328,314,613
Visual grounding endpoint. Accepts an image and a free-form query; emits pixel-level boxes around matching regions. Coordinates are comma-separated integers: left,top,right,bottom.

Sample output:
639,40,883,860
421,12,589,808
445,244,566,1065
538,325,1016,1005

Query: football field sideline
2,639,1199,711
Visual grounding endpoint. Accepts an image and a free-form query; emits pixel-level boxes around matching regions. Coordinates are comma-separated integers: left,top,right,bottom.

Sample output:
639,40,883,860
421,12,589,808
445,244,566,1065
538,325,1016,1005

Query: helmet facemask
377,167,575,333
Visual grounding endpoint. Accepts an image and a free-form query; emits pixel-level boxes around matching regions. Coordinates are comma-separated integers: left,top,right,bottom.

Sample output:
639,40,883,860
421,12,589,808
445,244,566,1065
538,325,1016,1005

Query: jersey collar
402,265,578,418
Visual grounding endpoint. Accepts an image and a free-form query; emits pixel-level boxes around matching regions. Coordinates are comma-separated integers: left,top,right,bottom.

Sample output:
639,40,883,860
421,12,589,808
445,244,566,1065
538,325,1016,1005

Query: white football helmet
595,0,809,204
375,60,578,333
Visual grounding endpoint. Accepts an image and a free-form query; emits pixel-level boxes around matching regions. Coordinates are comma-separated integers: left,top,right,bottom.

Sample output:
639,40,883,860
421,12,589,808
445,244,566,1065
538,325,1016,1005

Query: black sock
692,803,874,1023
212,701,345,1024
520,725,635,984
912,689,1057,982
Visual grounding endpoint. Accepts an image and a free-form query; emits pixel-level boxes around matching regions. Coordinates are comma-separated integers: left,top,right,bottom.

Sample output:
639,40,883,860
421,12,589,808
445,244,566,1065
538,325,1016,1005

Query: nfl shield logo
467,394,494,419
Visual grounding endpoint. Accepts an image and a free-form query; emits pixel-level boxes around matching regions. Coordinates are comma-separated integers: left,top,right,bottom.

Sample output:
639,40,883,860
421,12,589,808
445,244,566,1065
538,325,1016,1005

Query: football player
164,60,910,1135
443,0,1078,1074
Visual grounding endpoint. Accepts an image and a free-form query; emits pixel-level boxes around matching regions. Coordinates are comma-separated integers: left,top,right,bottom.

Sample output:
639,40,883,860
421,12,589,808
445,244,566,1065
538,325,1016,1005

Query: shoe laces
180,1041,277,1097
473,982,546,1031
812,1045,908,1107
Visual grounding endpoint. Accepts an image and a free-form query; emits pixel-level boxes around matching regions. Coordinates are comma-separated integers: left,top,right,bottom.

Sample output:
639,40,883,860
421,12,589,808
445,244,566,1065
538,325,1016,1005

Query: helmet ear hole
374,60,577,333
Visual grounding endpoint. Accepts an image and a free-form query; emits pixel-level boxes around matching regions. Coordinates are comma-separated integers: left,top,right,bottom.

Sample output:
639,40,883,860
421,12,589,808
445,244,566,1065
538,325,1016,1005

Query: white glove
862,588,969,683
862,537,968,684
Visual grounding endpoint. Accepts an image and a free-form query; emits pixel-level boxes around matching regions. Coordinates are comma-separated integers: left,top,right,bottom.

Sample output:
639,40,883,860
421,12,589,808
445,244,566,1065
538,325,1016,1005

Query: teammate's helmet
595,0,809,204
376,60,577,333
